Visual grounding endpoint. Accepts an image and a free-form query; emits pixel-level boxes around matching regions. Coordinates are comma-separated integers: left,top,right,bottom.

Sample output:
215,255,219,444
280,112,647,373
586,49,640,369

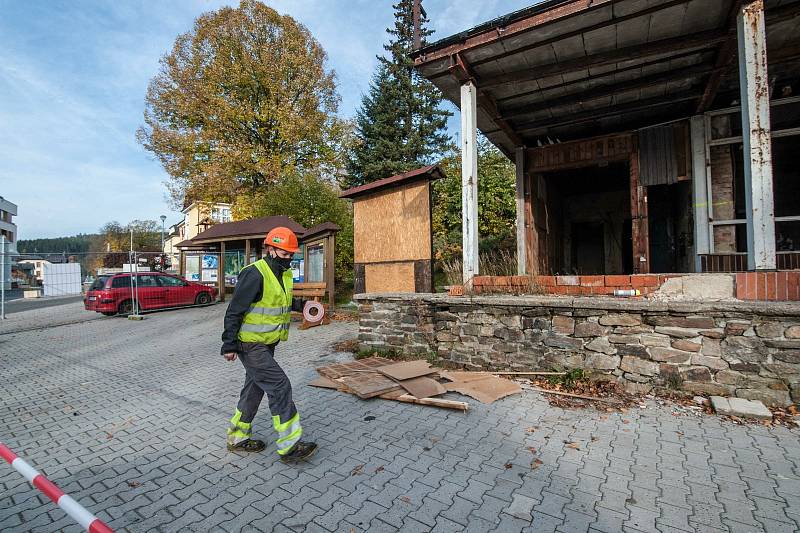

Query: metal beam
496,48,711,106
696,1,744,113
461,81,479,284
480,30,727,90
470,0,691,68
450,53,524,148
500,64,712,120
690,115,710,272
737,0,776,270
515,91,702,134
515,147,527,275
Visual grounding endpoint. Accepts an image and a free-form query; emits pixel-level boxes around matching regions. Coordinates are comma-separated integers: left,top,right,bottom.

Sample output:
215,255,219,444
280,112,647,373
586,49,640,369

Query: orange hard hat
264,226,299,253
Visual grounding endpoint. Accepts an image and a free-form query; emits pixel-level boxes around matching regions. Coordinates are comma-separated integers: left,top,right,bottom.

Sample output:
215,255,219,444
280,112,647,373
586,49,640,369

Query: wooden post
737,0,776,270
325,234,336,310
630,150,650,273
515,147,528,275
461,81,479,284
218,241,225,302
244,238,251,266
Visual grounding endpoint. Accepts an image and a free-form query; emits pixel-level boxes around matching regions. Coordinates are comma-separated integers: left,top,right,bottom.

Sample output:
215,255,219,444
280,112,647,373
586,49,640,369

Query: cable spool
302,300,325,323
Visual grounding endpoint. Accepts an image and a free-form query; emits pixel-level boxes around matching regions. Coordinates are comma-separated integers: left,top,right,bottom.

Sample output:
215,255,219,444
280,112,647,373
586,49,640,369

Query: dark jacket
221,256,300,354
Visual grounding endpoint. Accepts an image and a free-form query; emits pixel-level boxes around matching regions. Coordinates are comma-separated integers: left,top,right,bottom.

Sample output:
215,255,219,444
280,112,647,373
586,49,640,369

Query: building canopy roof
179,215,339,247
412,0,800,156
339,164,445,199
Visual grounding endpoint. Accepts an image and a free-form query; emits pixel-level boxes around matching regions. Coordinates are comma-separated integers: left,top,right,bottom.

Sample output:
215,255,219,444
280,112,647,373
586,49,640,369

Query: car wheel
195,292,212,305
118,299,134,315
101,312,116,316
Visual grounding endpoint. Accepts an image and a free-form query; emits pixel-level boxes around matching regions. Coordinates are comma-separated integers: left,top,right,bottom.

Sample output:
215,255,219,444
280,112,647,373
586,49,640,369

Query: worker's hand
223,352,237,361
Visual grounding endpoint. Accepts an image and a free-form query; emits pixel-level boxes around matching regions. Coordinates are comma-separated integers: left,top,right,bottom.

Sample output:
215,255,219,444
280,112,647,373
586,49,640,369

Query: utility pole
1,235,6,320
160,215,167,251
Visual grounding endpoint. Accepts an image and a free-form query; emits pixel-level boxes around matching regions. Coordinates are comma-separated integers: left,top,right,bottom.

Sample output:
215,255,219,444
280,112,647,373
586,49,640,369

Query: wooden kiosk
340,165,444,294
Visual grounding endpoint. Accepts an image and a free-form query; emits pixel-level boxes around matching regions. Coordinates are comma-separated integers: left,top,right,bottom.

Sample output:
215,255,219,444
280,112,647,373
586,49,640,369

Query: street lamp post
160,215,167,251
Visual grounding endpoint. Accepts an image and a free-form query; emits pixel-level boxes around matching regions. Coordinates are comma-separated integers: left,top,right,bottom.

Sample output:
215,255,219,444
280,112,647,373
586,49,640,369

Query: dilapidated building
412,0,800,280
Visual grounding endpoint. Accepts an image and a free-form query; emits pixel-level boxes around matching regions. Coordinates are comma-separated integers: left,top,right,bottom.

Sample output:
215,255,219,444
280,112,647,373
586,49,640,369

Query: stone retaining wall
354,293,800,406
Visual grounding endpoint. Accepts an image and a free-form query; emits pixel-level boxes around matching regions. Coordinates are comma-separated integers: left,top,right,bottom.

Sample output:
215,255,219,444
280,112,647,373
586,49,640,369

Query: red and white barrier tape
0,442,114,533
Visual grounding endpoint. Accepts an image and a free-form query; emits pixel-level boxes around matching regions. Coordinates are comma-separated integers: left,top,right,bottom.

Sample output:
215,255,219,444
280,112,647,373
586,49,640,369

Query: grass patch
546,368,586,390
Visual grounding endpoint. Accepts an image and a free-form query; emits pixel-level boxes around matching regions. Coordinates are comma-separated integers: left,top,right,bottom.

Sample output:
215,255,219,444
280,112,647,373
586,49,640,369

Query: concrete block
710,396,772,419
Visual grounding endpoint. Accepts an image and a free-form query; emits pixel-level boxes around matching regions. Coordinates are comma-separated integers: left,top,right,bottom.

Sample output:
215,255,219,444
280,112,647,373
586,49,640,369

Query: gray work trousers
236,341,298,427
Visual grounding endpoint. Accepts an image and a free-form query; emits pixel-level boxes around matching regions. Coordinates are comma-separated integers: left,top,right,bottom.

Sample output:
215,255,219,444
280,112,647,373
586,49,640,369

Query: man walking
221,226,317,463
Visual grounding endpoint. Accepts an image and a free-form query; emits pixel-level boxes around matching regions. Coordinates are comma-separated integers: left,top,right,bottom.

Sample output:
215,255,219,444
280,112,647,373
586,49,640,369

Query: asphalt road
3,294,84,314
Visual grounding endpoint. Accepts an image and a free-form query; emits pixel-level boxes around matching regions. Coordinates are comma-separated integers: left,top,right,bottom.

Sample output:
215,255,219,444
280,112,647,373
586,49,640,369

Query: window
111,276,131,289
137,275,159,287
158,275,185,287
307,243,324,282
91,276,111,290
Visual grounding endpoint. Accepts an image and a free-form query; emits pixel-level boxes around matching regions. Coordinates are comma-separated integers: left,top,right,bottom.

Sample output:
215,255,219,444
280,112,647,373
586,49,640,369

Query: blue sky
1,0,533,240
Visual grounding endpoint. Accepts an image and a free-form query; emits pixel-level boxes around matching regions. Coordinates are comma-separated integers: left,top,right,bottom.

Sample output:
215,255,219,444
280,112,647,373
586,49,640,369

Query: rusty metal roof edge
411,0,575,60
339,165,445,199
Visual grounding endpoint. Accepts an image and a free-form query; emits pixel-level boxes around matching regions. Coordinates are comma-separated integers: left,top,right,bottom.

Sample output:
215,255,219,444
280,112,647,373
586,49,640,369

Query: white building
0,196,18,290
163,201,232,271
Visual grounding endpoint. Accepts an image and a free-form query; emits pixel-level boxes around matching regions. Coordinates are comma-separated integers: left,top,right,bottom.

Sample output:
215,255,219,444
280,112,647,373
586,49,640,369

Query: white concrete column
737,0,776,270
690,115,710,272
461,81,479,284
515,147,527,275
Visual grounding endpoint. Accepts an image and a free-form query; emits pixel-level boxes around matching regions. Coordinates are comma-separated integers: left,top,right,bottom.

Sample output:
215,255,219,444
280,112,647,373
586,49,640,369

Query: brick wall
471,274,673,297
736,272,800,301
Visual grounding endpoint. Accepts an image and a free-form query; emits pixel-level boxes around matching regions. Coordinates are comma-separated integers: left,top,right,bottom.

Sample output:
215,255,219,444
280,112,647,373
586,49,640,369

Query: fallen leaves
374,466,385,474
504,463,513,469
529,377,640,410
526,447,537,454
350,464,364,476
531,458,543,469
127,481,141,488
565,442,580,450
399,496,411,504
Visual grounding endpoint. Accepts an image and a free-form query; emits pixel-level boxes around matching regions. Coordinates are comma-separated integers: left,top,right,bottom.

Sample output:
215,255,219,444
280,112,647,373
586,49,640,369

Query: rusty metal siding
638,125,679,186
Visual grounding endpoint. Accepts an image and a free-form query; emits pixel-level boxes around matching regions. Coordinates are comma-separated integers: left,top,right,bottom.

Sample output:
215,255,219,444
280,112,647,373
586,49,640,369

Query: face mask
274,255,292,271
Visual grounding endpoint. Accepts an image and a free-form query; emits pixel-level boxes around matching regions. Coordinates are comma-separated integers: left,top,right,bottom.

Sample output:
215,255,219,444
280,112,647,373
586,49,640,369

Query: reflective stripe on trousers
226,409,252,445
273,413,302,455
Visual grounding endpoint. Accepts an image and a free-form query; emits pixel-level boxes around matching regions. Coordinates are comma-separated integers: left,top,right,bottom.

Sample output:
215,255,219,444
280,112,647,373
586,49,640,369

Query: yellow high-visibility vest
237,259,293,344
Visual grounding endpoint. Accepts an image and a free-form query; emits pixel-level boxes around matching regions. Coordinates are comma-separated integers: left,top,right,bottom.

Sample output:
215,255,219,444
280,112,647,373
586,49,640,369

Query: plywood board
377,360,435,381
365,262,415,293
440,371,495,383
316,357,394,379
398,377,447,399
353,181,431,263
339,372,402,399
445,377,522,404
308,376,339,389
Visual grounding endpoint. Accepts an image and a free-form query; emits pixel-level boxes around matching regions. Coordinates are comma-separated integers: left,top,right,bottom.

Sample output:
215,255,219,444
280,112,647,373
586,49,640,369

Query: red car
84,272,218,316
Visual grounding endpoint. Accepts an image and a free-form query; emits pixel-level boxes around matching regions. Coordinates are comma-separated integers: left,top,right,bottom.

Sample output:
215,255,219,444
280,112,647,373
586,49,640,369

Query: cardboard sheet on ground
377,360,435,381
339,372,401,399
308,376,339,389
445,376,522,404
440,371,496,383
398,376,447,399
317,357,393,379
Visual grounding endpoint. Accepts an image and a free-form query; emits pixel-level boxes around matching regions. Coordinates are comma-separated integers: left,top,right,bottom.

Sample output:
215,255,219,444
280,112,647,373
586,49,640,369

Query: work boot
227,439,266,453
280,441,318,464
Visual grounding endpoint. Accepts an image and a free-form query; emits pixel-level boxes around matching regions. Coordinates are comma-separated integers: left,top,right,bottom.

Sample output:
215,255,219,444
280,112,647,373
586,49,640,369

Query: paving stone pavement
1,303,800,532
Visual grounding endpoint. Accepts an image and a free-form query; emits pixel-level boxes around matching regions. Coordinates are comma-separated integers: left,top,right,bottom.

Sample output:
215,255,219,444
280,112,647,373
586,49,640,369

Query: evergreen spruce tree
345,0,451,188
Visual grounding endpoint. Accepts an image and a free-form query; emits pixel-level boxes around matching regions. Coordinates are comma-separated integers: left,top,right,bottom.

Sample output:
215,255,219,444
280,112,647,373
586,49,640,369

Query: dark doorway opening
540,161,632,275
648,182,693,273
